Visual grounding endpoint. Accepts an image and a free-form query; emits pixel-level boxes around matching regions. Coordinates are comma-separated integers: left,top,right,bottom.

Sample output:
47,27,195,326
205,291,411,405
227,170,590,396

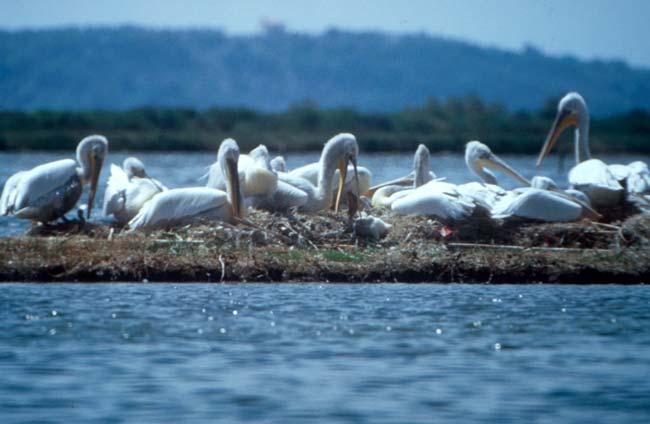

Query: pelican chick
353,215,392,240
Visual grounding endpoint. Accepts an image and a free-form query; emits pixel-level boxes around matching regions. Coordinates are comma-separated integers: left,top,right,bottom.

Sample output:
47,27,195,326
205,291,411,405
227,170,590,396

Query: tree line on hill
0,96,649,154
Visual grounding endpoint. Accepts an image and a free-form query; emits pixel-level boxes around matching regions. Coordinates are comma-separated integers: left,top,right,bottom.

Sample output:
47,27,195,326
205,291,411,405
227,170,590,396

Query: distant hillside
1,27,649,115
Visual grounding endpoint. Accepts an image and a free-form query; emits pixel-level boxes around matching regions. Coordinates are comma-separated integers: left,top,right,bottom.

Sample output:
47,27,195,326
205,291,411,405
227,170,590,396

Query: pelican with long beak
0,135,108,223
128,139,245,230
463,141,597,222
285,134,370,209
206,144,277,198
536,92,625,208
279,133,361,213
103,157,167,224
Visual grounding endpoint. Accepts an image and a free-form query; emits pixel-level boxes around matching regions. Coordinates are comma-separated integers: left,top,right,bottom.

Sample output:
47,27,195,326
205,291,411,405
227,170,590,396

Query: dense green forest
1,96,649,154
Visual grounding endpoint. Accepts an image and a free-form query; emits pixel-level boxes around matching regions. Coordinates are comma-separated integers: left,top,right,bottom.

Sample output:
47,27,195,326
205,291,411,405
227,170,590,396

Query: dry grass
2,210,650,283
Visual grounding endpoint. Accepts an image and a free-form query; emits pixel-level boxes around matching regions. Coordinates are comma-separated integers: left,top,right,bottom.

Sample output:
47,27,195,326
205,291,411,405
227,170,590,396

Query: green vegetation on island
1,96,650,154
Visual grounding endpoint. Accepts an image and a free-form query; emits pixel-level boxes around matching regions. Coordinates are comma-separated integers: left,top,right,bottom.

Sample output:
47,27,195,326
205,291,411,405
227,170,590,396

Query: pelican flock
0,91,647,238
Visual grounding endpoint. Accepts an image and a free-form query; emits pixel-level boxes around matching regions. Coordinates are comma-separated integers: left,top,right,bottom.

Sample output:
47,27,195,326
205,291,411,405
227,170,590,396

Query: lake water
0,283,649,423
1,151,649,236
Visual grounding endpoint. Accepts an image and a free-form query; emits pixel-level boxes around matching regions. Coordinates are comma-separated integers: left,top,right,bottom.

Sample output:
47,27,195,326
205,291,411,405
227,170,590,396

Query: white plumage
536,92,627,208
0,135,108,223
128,138,245,230
103,158,167,223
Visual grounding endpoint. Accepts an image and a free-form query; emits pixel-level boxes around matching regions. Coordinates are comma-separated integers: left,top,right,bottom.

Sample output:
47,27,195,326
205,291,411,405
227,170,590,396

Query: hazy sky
4,0,650,68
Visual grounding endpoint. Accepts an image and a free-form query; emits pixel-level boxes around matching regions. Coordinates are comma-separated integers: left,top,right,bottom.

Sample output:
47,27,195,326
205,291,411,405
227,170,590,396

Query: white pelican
128,139,245,230
465,141,595,222
103,157,167,223
371,144,435,208
279,133,360,213
371,145,479,221
286,138,371,206
0,135,107,223
530,176,592,206
536,92,625,208
206,142,277,198
245,146,308,211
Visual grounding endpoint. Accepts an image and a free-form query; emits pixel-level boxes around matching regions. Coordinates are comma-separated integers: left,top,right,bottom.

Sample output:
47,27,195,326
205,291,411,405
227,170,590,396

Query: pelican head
217,138,245,220
530,176,559,191
465,141,530,186
77,135,108,218
270,156,287,173
321,133,359,212
537,92,589,167
123,157,147,179
413,144,432,187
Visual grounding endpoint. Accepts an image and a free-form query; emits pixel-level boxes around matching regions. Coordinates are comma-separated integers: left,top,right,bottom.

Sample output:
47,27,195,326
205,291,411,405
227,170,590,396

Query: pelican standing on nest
128,139,245,230
279,133,360,213
536,92,626,208
103,157,167,223
0,135,108,223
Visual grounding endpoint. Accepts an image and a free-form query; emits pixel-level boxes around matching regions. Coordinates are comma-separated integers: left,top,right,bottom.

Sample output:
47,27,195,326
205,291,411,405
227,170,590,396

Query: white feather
128,187,230,230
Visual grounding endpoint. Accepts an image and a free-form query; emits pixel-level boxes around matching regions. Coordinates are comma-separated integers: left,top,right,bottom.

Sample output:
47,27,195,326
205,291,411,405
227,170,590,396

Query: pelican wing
391,190,475,222
492,188,582,222
569,159,624,207
12,159,79,212
456,182,506,210
569,159,622,190
103,164,129,217
287,162,320,183
129,187,230,230
0,171,26,215
626,161,650,194
371,185,409,208
608,164,630,183
250,180,309,211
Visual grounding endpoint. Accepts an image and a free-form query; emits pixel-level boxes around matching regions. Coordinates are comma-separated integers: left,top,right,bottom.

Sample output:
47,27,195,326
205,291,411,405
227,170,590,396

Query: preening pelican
287,138,370,206
465,141,593,222
536,92,625,208
371,144,434,208
103,157,167,223
0,135,107,223
279,133,360,213
128,139,245,230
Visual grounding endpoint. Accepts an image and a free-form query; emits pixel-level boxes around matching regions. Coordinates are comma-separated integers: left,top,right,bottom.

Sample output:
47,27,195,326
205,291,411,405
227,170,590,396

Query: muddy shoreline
2,211,649,284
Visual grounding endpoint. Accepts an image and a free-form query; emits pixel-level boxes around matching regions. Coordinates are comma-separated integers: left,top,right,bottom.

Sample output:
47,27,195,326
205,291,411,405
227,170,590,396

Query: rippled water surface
1,151,649,236
1,284,649,423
